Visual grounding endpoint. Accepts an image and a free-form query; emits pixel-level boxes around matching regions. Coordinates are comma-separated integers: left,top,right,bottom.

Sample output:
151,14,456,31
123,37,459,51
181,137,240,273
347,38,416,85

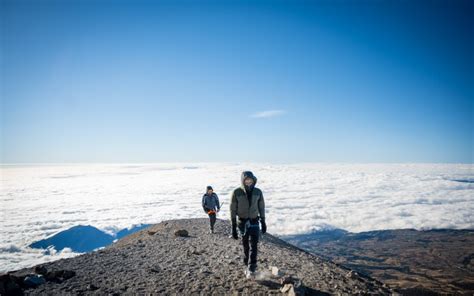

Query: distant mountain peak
29,224,151,253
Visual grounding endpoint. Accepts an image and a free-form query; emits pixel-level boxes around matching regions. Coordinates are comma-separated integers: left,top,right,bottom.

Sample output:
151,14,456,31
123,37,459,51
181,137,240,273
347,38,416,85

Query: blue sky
1,0,473,163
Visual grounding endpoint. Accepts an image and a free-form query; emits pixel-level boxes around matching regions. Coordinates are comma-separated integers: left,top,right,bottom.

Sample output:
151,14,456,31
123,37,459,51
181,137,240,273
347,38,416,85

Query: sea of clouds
1,163,473,272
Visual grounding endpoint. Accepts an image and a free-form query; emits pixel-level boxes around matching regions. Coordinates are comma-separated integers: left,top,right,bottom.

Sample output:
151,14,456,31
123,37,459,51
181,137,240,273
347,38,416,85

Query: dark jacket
202,193,220,213
230,171,265,220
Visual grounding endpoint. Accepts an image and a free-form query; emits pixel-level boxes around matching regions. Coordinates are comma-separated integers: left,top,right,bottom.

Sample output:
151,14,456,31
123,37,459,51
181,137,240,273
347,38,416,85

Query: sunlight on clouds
0,163,472,271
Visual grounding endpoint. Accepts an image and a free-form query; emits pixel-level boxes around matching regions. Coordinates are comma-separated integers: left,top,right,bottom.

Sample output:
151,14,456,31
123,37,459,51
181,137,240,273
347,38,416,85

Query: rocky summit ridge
3,218,392,295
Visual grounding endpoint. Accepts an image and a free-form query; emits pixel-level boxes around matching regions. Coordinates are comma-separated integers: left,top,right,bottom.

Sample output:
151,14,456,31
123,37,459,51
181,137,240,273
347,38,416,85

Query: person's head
244,178,254,187
206,185,213,195
241,171,257,191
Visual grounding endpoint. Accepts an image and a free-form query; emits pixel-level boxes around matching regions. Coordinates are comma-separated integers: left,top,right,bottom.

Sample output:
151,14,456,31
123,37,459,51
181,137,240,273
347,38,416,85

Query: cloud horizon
1,163,472,272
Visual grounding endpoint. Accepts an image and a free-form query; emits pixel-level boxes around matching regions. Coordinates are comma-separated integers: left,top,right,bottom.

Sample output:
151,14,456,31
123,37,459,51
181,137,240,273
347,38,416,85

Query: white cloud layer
250,110,285,118
1,163,473,272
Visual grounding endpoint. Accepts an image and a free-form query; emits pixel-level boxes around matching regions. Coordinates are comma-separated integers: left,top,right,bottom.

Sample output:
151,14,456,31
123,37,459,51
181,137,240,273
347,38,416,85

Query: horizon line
1,161,472,166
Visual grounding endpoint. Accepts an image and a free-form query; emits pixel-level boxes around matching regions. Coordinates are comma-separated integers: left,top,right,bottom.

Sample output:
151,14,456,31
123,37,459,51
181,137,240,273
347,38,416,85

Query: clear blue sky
1,0,473,163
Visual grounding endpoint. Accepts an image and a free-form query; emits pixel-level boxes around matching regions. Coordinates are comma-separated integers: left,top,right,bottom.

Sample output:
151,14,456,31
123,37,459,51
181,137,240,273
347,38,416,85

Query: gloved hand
203,207,209,213
260,218,267,234
231,218,238,240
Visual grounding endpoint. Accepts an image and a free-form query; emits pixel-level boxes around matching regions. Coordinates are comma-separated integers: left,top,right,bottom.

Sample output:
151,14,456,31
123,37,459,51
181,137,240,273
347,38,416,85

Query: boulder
0,273,24,295
87,283,99,290
174,229,189,237
34,266,48,276
271,266,280,277
62,270,76,280
346,270,358,279
45,269,76,283
280,276,305,296
23,274,46,288
280,276,295,285
281,284,292,293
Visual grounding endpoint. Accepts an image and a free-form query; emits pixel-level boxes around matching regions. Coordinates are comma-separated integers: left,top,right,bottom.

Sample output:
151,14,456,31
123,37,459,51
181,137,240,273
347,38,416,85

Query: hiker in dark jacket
230,171,266,279
202,186,220,234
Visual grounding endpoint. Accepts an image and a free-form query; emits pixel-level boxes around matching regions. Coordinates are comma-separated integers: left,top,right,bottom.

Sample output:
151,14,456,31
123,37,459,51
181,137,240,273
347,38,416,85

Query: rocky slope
284,228,474,295
4,219,392,295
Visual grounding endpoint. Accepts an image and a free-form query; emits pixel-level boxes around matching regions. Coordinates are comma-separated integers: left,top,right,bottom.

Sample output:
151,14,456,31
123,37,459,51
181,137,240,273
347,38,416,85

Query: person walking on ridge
230,171,266,279
202,185,220,234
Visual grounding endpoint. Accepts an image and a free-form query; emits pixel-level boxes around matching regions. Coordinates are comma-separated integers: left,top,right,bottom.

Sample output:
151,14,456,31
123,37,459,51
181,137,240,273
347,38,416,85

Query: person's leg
210,213,216,232
248,226,260,272
242,233,250,266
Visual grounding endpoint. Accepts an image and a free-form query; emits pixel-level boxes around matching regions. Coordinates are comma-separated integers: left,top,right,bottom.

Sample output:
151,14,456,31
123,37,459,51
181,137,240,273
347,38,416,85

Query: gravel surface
10,218,392,295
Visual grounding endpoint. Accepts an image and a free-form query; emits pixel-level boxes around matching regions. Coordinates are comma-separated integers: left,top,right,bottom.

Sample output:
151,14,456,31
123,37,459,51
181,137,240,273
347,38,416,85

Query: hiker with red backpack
202,186,221,234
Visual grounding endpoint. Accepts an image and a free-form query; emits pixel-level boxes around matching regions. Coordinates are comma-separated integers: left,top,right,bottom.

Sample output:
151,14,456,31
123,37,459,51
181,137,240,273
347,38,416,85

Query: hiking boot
245,268,256,280
209,228,214,234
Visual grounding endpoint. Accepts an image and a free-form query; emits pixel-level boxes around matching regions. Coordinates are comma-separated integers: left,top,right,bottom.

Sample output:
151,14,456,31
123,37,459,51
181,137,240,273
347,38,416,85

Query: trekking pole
217,202,224,216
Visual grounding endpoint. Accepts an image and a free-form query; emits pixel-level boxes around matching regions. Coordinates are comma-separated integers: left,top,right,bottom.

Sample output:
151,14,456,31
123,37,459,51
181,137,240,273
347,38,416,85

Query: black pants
239,219,260,272
208,213,216,230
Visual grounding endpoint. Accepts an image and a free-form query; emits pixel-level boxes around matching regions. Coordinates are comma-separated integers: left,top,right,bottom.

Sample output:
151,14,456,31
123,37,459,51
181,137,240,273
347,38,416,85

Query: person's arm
259,191,267,234
215,194,220,211
230,190,237,221
258,191,265,219
230,190,238,239
202,195,208,213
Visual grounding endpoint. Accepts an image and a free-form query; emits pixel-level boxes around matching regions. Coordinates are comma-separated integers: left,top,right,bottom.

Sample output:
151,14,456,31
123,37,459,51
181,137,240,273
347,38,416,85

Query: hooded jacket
230,171,265,220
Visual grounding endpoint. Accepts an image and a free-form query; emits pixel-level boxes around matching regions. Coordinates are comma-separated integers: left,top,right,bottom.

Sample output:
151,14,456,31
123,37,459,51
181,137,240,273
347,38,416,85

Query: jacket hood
241,171,257,190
